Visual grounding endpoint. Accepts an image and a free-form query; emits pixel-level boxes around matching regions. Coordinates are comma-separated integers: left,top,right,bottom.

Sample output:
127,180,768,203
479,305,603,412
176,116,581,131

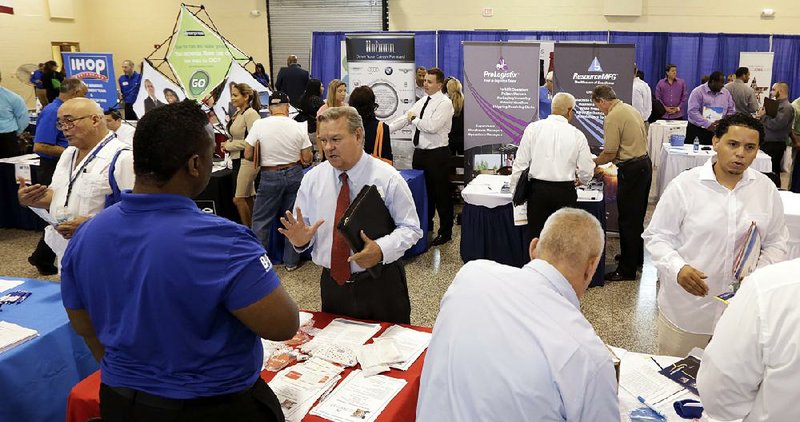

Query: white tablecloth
779,191,800,260
648,120,688,164
656,144,772,199
461,174,603,208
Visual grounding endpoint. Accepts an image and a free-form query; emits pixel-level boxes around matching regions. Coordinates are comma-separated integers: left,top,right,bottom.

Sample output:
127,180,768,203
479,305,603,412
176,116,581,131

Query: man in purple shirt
686,71,736,145
655,64,688,120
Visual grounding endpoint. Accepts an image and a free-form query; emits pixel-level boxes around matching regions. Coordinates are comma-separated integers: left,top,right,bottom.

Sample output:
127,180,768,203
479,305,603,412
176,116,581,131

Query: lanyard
64,133,117,207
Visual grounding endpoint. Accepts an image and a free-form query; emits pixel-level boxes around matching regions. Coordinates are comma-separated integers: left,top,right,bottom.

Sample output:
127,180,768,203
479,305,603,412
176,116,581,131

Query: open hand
278,207,324,248
17,177,48,207
348,230,383,269
677,265,708,297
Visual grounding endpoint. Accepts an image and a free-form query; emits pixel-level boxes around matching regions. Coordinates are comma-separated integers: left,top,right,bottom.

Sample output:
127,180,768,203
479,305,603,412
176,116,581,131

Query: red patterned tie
330,172,351,285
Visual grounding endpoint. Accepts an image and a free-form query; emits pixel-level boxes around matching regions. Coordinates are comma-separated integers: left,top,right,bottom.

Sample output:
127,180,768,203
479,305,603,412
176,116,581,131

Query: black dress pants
124,102,138,120
412,146,454,237
685,122,714,145
99,378,283,422
320,261,411,324
760,141,784,188
29,157,58,267
0,132,19,158
526,179,577,243
616,156,652,274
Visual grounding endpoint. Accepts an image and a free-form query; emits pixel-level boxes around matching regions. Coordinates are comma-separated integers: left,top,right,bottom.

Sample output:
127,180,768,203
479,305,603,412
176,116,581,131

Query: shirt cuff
374,236,398,265
293,237,315,254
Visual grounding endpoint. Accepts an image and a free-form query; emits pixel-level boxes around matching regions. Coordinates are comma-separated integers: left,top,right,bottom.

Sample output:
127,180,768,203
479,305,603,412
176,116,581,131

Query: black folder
764,97,778,118
336,185,396,279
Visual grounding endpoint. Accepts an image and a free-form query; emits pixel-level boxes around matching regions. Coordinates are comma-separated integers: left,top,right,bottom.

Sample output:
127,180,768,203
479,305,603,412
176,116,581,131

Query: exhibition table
647,120,687,163
780,190,800,260
66,311,432,422
460,174,607,287
0,278,99,421
0,155,45,230
265,169,429,264
656,144,772,199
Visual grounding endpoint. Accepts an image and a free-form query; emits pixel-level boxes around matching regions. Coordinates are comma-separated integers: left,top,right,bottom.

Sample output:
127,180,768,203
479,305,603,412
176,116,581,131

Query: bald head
58,98,109,149
62,97,103,115
551,92,576,118
772,82,789,100
287,55,298,65
532,208,604,298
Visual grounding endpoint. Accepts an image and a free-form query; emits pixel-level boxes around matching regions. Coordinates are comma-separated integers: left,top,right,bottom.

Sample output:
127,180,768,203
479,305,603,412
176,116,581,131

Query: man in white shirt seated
643,113,788,357
697,259,800,422
511,92,595,240
417,208,619,422
103,109,134,147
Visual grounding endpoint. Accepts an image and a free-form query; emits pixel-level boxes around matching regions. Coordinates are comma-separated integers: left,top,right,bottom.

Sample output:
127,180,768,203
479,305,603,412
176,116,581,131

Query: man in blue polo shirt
60,100,299,421
27,77,86,275
118,60,141,120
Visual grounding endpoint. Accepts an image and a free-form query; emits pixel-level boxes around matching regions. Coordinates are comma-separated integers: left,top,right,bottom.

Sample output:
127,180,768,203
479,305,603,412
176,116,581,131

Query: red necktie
330,172,351,285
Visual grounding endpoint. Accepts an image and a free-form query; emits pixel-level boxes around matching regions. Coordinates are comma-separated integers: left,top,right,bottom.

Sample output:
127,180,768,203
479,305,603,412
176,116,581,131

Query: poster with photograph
346,34,416,140
212,62,271,128
132,60,186,118
739,52,773,107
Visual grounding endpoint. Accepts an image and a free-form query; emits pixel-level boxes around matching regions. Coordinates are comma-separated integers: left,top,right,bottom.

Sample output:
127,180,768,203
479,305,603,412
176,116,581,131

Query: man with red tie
279,106,422,323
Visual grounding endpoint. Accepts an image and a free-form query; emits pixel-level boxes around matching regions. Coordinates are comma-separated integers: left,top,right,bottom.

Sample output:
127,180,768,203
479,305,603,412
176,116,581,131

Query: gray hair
122,60,135,67
545,71,553,82
551,92,576,116
60,77,86,94
591,85,617,102
538,208,604,265
318,106,364,135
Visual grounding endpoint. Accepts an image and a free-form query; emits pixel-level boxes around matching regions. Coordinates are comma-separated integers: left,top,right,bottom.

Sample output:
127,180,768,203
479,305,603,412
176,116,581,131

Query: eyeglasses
56,115,94,130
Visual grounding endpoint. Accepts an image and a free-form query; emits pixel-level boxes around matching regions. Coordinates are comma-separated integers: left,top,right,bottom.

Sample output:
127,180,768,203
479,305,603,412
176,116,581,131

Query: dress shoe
431,234,452,246
604,269,637,282
28,256,57,276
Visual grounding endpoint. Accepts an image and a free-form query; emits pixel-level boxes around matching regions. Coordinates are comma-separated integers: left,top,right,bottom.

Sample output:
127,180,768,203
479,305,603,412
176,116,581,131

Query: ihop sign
62,52,117,110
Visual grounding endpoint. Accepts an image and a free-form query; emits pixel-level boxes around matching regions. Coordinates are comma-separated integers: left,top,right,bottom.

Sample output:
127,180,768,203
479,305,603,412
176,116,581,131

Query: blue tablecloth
0,278,98,421
0,162,45,230
460,201,607,288
267,169,429,264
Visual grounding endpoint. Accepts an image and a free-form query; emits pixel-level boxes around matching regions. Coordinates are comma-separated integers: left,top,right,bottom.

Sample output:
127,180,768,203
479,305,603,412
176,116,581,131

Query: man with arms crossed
417,208,619,421
60,100,299,421
643,113,788,357
280,107,422,324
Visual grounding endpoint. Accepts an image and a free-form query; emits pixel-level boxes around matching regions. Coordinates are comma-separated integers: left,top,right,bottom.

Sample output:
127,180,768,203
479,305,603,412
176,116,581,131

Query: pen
637,395,667,420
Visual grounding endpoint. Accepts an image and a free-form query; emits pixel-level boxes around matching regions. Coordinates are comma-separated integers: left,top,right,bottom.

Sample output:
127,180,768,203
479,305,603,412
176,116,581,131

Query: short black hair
714,112,765,145
665,64,676,73
104,109,122,120
426,67,445,84
735,67,749,78
708,71,725,83
133,100,211,186
348,85,377,120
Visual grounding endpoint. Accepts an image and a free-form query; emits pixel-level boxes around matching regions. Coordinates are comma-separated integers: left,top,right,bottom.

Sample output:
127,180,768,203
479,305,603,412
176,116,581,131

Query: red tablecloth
66,311,431,422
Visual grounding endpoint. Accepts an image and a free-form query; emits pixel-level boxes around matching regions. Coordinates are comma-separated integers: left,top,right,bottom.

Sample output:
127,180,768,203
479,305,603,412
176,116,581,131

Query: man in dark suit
275,55,309,107
142,79,165,114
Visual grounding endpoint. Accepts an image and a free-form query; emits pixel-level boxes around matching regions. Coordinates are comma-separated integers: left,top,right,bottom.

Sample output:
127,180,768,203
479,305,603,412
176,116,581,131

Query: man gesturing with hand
281,106,422,324
643,113,788,357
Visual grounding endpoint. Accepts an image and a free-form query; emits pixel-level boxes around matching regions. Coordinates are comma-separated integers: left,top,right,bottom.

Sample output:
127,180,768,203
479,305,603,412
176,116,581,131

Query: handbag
512,167,531,206
372,121,393,165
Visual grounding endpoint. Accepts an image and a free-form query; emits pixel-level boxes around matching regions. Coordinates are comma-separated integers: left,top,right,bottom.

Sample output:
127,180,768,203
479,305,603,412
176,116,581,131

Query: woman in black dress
348,85,392,164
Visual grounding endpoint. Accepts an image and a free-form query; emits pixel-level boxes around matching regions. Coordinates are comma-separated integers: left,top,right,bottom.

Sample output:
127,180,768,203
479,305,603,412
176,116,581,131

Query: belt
104,382,256,410
530,178,575,187
617,154,649,168
322,267,372,284
261,161,300,171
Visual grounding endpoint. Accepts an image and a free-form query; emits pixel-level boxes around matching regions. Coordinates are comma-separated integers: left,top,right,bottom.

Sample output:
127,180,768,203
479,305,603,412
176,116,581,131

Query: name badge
122,81,128,86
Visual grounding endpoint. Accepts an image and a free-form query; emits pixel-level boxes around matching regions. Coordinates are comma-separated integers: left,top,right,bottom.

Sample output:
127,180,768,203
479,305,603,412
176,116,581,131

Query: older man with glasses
18,97,134,270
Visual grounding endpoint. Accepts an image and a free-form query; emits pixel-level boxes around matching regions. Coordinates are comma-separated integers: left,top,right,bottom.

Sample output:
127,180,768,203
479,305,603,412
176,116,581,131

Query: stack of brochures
0,321,38,353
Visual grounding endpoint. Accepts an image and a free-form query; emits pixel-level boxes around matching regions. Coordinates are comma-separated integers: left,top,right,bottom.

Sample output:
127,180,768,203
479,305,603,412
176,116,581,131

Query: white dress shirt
632,77,653,121
417,259,620,422
510,114,595,191
698,259,800,422
643,159,788,334
114,123,135,147
389,91,453,150
49,133,135,219
293,152,422,272
245,115,311,166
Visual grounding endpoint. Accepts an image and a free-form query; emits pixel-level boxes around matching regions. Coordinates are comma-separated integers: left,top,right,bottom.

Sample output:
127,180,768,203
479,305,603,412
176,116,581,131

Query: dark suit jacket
275,64,310,106
144,97,166,114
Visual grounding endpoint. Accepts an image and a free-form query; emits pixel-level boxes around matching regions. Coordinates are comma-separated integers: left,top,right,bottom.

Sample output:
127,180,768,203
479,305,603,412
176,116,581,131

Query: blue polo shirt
539,85,552,120
0,86,28,135
33,98,67,159
118,71,141,104
61,192,281,399
30,70,44,89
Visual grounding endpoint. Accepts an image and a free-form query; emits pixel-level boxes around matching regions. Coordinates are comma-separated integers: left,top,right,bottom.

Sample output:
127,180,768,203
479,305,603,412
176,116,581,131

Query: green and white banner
166,5,247,100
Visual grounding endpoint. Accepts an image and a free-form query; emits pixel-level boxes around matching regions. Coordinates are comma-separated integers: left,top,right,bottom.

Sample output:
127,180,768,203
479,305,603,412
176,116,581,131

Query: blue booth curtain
414,31,437,69
437,31,504,83
311,31,345,89
610,32,669,91
773,35,800,100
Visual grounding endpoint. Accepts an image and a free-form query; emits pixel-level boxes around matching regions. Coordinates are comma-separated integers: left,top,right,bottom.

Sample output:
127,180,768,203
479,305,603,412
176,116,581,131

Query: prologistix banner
166,5,248,100
132,61,186,118
553,43,634,152
62,53,117,110
346,34,416,140
739,52,774,107
463,42,540,149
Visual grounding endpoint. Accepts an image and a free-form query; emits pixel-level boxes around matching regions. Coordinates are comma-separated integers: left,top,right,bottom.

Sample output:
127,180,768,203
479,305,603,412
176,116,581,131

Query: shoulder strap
106,147,130,208
373,121,384,158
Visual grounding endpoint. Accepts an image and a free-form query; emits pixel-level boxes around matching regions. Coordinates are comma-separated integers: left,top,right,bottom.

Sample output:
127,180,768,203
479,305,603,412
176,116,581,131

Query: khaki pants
656,312,711,357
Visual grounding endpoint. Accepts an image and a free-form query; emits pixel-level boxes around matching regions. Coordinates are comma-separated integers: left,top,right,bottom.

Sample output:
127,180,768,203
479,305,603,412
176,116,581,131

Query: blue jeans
252,165,303,266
